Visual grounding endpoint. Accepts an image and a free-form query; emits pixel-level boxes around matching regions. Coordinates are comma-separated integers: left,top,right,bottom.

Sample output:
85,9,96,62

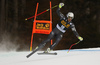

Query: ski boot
44,48,53,53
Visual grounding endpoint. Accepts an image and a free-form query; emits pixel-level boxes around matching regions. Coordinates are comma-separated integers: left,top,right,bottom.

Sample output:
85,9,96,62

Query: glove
59,3,64,8
78,36,83,41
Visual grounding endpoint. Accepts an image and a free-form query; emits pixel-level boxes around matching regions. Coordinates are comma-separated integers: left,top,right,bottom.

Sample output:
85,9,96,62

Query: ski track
0,48,100,65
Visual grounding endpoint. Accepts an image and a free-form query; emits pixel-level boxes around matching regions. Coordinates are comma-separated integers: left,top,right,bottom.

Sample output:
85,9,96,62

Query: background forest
0,0,100,51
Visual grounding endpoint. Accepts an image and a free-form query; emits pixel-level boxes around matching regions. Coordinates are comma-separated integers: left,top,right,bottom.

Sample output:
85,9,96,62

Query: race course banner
36,23,50,30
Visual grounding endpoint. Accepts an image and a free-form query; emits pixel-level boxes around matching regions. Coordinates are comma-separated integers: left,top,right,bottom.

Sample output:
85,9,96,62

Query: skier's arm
71,24,79,37
56,3,65,19
71,23,83,41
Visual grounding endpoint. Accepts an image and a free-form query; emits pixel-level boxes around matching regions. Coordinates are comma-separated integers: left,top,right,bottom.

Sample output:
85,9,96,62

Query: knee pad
51,31,54,35
60,35,63,38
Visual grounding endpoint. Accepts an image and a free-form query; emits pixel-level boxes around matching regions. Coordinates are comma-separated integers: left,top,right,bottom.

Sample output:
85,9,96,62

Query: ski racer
32,3,83,53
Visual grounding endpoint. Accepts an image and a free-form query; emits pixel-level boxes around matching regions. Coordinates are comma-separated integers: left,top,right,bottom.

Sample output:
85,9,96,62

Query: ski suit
36,7,80,50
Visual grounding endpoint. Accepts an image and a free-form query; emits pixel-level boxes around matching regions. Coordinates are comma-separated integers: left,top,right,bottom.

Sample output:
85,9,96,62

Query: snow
0,48,100,65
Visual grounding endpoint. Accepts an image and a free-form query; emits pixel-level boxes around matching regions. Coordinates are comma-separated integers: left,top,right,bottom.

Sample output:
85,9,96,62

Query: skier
32,3,83,54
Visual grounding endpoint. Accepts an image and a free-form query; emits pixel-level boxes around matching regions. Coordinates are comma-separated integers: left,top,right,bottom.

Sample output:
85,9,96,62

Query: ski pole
25,5,58,20
67,41,81,53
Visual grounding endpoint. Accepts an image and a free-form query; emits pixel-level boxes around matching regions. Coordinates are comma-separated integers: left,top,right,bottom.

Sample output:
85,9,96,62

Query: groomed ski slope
0,48,100,65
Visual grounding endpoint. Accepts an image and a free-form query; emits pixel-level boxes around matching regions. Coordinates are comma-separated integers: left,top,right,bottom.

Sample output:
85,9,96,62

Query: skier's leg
39,31,55,46
50,34,63,50
33,31,55,53
45,34,63,53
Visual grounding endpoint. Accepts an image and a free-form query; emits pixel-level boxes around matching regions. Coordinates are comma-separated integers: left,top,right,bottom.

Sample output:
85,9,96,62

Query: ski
26,50,36,58
37,52,57,55
26,46,39,58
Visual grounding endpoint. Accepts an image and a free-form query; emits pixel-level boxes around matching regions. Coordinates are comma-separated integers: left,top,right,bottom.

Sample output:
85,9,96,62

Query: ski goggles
68,16,73,19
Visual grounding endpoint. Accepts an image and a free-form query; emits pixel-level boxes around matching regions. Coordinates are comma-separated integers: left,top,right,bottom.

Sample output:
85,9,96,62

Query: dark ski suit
35,7,80,51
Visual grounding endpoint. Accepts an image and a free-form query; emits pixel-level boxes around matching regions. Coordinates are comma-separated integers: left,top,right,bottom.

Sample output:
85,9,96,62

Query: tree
5,0,9,32
0,0,6,42
21,0,26,16
0,0,6,33
13,0,18,33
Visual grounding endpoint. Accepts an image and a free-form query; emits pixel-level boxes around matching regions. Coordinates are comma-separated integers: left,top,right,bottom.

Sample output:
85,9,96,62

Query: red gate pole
30,3,39,51
50,1,53,45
